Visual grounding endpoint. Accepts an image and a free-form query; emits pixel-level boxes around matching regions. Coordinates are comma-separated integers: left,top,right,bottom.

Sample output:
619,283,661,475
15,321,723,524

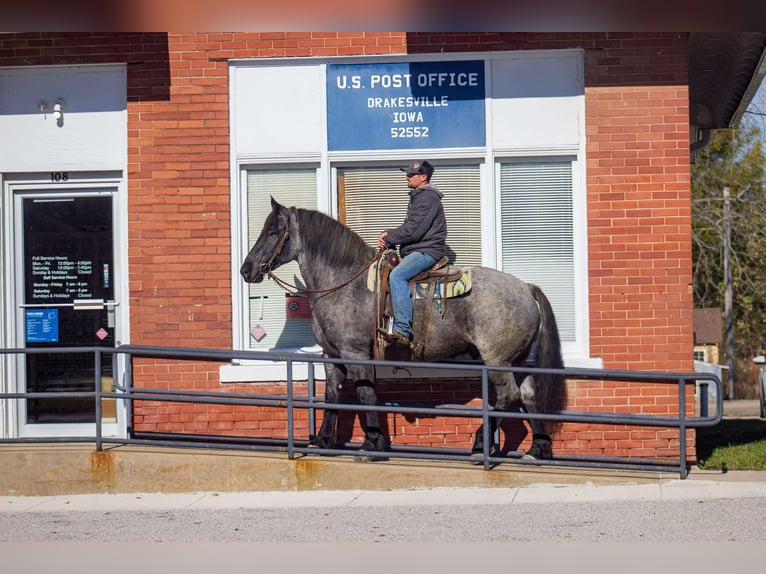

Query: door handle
20,300,120,310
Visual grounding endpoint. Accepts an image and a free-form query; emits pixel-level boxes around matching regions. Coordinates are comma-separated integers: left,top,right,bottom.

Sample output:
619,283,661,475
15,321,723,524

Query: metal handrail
0,344,724,478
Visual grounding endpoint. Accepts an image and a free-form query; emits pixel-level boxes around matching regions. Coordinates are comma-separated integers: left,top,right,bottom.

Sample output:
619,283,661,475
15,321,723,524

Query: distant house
693,307,723,364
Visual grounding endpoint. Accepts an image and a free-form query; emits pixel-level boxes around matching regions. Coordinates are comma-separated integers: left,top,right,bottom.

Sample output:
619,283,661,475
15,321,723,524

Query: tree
691,114,766,398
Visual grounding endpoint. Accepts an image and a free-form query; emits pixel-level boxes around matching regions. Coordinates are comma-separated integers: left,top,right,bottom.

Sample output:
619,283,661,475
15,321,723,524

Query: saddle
369,250,471,360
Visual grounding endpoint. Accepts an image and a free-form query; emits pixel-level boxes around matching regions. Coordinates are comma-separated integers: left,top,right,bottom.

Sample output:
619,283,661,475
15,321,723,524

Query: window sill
219,350,603,383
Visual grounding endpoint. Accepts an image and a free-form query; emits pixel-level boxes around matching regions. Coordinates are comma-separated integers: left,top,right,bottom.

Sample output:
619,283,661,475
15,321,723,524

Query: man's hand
377,231,388,249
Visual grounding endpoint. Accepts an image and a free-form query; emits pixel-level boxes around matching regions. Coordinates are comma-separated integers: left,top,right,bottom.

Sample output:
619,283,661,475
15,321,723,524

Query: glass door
17,192,120,434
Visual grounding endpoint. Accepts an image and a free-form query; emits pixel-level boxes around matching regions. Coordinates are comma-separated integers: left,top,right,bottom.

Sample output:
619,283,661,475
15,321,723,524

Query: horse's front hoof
525,436,553,460
310,434,336,449
353,451,388,463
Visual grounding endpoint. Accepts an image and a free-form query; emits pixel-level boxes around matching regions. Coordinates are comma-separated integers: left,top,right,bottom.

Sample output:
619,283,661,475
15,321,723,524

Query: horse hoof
469,451,486,465
354,454,373,463
309,436,337,451
524,434,554,460
354,452,388,463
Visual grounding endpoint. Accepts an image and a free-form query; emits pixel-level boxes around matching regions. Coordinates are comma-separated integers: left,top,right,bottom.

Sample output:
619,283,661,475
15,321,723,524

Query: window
244,168,318,350
499,159,576,342
339,164,482,266
229,50,594,379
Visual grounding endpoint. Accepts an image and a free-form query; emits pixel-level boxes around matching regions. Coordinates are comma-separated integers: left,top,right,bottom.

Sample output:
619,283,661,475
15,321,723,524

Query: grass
696,418,766,470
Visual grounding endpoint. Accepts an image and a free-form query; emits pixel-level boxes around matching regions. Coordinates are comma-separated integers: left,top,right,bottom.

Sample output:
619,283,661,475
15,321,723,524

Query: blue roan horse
240,197,566,460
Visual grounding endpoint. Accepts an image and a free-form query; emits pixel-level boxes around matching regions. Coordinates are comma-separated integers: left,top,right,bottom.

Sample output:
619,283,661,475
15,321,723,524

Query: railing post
95,349,103,452
699,382,709,418
481,367,490,470
123,351,134,436
308,359,316,441
286,358,295,460
678,377,688,478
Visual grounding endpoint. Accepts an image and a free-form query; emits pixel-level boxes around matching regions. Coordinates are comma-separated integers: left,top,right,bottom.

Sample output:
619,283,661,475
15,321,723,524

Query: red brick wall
0,32,695,461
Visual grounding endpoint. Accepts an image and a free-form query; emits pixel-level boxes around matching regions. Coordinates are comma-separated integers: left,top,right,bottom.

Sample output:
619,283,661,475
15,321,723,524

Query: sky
744,77,766,135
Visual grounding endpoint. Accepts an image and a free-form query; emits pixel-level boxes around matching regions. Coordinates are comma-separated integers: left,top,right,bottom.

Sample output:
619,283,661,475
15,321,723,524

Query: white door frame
1,172,129,439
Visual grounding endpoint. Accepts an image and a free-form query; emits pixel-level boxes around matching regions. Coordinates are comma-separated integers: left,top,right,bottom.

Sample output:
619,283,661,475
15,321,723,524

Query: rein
260,207,383,295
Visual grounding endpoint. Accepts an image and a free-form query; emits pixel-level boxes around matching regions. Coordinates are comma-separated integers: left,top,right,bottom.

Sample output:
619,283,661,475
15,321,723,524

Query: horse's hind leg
471,370,519,458
519,374,553,459
312,363,346,450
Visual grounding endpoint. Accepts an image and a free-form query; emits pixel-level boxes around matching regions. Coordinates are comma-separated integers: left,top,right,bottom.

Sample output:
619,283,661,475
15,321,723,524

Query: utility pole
723,185,734,399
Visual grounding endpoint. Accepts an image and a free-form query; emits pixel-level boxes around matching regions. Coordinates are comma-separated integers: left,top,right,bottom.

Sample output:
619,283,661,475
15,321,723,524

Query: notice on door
30,255,94,302
25,308,59,343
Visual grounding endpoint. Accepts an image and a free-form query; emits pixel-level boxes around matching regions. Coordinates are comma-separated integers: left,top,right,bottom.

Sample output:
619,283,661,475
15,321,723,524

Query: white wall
233,63,324,158
0,64,127,172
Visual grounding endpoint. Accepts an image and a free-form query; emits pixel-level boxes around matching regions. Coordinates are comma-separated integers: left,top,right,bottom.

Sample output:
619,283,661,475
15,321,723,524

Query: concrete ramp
0,444,661,496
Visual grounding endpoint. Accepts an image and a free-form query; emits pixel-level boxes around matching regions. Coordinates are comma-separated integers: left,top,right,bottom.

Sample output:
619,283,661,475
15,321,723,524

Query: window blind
246,169,317,349
500,161,575,341
341,164,482,266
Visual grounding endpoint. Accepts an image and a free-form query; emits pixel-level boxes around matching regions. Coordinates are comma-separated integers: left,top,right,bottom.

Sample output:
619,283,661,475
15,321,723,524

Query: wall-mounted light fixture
38,98,65,125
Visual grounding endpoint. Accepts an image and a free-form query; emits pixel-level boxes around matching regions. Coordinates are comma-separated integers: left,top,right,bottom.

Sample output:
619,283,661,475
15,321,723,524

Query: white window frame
226,49,600,383
494,155,591,361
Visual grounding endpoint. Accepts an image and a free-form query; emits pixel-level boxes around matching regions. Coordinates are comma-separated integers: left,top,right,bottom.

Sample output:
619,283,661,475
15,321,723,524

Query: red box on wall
285,294,312,319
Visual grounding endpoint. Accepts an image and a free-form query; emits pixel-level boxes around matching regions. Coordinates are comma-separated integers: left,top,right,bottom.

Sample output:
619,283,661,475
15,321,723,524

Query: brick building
1,33,764,462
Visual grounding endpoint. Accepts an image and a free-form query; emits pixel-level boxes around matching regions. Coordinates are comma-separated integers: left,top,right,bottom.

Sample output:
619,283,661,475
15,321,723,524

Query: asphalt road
2,484,764,573
0,496,764,543
2,482,765,543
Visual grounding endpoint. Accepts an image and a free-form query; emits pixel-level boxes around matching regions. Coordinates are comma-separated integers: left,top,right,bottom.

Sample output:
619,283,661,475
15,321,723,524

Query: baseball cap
400,160,434,177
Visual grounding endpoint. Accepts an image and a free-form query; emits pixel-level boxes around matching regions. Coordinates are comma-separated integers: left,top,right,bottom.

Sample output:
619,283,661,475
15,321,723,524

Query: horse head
240,196,297,283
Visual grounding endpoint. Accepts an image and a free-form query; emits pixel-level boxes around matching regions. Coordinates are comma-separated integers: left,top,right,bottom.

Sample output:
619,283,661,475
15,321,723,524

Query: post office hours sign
327,60,486,151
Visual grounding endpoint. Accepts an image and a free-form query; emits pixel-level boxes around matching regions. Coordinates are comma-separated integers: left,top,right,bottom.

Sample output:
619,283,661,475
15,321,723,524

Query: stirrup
378,328,411,345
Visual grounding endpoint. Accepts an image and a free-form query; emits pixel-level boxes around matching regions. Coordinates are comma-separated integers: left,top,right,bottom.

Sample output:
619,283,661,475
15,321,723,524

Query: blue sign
327,60,486,151
25,308,59,343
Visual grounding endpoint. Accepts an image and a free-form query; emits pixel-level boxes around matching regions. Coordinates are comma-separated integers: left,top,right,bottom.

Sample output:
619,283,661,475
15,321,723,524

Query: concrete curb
2,475,766,513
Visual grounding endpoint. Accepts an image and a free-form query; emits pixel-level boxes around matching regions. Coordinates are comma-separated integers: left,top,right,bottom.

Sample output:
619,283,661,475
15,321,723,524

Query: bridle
259,207,293,276
259,207,383,296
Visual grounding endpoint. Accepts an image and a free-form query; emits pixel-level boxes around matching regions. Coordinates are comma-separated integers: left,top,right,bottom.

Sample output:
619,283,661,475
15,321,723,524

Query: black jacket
384,183,447,260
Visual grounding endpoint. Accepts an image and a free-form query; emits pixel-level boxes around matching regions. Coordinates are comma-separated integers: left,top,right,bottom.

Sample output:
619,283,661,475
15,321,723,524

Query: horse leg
471,370,519,459
350,365,387,462
312,363,346,450
519,374,554,460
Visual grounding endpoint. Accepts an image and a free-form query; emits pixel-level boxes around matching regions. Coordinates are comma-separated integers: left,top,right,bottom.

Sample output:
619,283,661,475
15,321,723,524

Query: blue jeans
389,251,437,339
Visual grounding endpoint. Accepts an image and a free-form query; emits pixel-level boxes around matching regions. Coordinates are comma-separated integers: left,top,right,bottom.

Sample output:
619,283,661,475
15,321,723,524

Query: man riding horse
377,160,446,347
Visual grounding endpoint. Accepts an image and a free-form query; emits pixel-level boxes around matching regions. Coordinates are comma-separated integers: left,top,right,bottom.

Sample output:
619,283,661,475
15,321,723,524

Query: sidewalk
723,399,763,418
2,468,764,513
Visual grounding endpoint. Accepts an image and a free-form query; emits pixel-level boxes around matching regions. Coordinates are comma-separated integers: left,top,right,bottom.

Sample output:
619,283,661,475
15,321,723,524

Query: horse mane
295,208,376,268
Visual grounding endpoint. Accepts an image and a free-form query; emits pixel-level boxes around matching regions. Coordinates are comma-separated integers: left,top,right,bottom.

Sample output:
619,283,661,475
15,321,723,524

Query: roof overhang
689,32,766,150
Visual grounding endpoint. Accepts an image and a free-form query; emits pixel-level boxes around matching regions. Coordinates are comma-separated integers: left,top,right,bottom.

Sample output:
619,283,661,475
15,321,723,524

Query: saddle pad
367,262,472,299
413,269,472,300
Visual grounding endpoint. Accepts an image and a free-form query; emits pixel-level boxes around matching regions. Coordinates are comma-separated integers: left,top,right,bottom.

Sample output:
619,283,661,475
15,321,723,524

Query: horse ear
270,196,283,213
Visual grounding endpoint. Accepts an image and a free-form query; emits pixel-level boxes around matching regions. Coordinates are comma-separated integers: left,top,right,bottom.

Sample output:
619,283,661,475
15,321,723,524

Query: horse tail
529,284,567,419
